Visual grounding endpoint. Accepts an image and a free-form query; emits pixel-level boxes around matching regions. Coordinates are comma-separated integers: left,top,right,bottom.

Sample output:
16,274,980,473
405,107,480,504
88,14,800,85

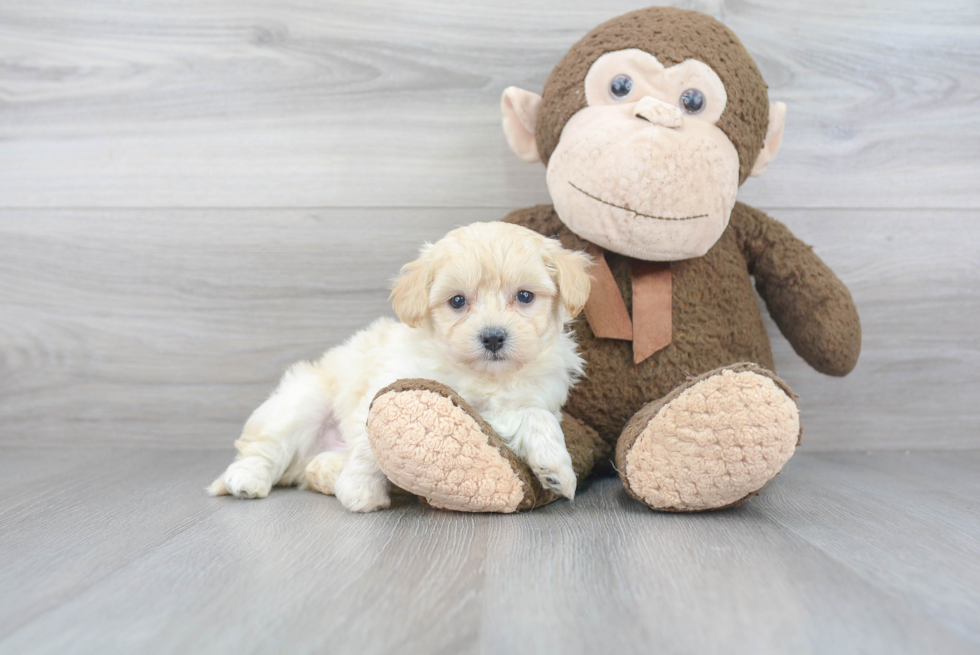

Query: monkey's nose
481,328,507,353
634,96,683,129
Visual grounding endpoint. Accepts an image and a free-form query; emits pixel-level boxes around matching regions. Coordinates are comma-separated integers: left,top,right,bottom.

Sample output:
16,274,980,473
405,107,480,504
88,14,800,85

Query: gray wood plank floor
0,447,976,655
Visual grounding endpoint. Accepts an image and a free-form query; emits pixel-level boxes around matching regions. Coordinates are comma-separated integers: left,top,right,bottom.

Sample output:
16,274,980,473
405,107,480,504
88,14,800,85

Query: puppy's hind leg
305,451,347,495
209,361,331,500
333,427,391,512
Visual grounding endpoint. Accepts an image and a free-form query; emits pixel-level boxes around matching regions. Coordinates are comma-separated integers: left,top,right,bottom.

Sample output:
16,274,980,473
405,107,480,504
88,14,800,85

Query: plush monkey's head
502,7,786,261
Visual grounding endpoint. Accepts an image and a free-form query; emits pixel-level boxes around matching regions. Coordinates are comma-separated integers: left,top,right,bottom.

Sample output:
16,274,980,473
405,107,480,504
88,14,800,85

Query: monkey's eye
516,290,534,304
609,74,633,100
679,88,705,114
449,295,467,310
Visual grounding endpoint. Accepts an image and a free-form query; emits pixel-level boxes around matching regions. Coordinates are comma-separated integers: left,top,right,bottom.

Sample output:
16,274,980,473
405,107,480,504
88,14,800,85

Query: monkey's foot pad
618,363,801,512
367,379,533,513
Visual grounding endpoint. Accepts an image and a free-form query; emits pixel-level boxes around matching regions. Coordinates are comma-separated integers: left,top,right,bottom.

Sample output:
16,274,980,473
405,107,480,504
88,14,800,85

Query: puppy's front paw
532,457,577,500
222,461,273,499
334,470,391,513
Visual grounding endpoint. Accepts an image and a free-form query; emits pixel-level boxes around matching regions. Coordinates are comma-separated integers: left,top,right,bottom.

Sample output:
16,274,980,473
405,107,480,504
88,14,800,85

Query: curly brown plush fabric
503,203,861,445
731,206,862,375
536,6,770,183
559,412,612,482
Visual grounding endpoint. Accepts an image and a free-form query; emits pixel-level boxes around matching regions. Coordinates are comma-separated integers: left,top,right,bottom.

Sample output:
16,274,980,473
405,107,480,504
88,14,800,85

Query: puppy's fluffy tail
206,477,229,496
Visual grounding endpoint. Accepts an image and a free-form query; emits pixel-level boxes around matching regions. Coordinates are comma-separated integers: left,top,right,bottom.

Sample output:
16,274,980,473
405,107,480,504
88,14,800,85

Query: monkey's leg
615,363,800,511
366,379,604,512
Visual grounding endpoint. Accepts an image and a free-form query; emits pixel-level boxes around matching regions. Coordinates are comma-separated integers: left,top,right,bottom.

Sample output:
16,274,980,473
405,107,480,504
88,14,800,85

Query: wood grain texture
764,451,980,646
0,0,977,208
0,447,977,654
1,208,977,450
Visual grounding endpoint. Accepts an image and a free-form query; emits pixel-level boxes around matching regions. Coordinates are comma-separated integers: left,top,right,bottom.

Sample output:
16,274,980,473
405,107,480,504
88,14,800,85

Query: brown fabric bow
582,244,672,364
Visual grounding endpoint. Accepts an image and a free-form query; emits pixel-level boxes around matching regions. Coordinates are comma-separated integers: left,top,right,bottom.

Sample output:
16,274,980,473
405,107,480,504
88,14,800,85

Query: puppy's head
391,222,592,375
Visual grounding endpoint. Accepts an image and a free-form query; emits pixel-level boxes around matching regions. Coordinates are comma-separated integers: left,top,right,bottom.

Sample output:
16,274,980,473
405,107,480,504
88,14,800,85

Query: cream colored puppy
208,221,592,512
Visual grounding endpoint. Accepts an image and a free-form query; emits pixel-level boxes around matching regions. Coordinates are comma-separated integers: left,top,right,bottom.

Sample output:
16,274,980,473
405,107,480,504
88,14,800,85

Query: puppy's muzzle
480,328,507,354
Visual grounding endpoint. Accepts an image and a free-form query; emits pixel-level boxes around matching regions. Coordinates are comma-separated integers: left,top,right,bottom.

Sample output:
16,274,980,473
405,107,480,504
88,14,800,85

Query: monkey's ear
749,102,787,178
501,87,542,163
390,249,434,328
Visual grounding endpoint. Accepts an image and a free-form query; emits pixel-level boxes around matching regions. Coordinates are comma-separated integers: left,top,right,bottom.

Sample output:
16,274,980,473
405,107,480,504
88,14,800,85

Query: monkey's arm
731,202,861,377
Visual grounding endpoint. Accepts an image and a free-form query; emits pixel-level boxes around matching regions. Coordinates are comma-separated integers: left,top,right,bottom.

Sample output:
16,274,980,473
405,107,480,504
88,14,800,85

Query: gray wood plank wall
1,0,978,450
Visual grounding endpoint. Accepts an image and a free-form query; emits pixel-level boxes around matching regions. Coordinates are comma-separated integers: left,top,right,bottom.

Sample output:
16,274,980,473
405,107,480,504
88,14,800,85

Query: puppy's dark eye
679,88,705,114
516,290,534,304
609,74,633,100
449,295,466,310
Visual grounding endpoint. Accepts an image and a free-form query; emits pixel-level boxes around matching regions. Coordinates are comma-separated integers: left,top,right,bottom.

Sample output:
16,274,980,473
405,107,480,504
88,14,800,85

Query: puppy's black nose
481,328,507,354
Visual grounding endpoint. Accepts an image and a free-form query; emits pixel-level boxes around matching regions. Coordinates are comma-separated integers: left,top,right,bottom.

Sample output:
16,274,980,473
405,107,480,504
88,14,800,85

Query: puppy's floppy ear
390,247,434,328
546,243,593,318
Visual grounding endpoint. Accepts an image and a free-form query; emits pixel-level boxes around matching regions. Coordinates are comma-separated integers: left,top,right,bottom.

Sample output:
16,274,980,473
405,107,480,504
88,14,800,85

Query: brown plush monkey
366,7,861,512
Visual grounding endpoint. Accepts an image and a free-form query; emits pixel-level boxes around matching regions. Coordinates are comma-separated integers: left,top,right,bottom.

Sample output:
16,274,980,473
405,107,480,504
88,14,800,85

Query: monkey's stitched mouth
569,182,708,222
